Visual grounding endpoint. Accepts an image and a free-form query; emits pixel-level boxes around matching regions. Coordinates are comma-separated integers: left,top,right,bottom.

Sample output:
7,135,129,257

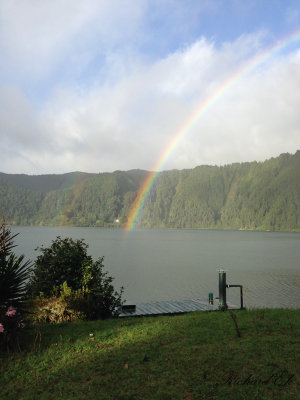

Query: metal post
218,269,227,310
240,285,244,310
226,284,244,310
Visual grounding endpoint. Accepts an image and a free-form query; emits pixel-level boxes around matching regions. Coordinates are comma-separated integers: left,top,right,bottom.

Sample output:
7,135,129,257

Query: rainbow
125,29,300,231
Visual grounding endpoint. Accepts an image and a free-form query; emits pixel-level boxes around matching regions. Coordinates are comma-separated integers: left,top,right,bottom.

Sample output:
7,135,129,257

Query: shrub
0,223,31,309
27,236,123,320
0,306,25,352
28,293,84,324
0,222,31,351
27,237,91,297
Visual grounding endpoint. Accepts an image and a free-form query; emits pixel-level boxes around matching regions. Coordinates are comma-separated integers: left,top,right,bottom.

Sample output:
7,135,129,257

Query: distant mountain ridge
0,171,95,194
1,152,299,231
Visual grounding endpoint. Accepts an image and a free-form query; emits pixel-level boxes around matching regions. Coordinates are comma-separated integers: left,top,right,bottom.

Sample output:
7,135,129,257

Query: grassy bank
1,309,299,400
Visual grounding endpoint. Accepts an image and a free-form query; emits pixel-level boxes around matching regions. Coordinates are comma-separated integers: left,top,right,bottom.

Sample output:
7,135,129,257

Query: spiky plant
0,222,31,309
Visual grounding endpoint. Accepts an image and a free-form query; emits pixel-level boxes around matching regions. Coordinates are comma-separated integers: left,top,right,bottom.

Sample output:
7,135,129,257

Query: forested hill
1,151,299,231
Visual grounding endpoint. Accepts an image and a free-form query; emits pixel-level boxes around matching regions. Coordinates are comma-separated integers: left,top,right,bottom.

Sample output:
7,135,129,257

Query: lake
11,226,300,309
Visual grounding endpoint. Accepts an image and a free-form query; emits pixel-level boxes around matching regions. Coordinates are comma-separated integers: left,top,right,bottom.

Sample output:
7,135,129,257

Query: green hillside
140,151,300,231
0,171,94,194
0,152,299,231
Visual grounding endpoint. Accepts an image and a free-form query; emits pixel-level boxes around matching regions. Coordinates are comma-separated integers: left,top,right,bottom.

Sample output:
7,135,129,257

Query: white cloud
0,86,43,149
178,49,300,166
0,1,300,174
0,0,147,86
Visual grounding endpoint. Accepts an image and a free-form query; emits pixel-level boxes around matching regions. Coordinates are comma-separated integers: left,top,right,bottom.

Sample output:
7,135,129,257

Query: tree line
1,151,299,231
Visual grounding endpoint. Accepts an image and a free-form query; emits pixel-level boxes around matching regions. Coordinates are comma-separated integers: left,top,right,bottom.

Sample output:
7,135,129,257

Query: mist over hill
1,151,299,231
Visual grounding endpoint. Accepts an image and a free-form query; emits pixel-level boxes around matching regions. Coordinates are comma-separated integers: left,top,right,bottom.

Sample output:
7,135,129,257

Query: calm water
11,227,300,309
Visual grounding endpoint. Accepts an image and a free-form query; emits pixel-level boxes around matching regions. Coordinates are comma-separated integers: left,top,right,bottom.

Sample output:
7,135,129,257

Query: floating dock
119,298,218,317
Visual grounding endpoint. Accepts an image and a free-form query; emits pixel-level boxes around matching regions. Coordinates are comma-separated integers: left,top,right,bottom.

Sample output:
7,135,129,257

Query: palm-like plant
0,223,31,309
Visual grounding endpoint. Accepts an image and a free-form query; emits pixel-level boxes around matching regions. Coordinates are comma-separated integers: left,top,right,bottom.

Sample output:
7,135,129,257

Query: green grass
1,309,299,400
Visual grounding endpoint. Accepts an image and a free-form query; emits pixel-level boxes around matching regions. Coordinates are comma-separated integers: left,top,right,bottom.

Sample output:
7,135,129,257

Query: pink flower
0,323,4,333
5,306,16,317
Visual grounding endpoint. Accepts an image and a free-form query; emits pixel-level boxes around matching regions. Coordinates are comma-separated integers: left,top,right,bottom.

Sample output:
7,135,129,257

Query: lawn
1,308,299,400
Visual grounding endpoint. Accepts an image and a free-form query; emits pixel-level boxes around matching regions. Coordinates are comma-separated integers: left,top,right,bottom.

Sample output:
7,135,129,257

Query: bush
27,293,85,325
0,222,31,351
0,223,31,309
0,306,25,352
27,237,123,320
27,237,91,297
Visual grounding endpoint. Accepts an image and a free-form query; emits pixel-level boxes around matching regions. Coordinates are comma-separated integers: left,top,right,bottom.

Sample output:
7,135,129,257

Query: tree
27,236,123,319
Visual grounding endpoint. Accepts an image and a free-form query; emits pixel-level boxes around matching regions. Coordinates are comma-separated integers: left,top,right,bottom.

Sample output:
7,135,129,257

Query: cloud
0,86,44,149
0,1,300,174
0,0,147,88
179,49,300,166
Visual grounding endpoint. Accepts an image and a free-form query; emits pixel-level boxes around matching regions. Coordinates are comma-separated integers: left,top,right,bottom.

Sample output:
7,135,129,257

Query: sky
0,0,300,175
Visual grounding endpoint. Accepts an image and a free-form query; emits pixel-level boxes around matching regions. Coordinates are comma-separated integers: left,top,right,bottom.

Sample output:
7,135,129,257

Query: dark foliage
27,236,123,319
0,223,31,309
0,223,31,352
27,237,91,297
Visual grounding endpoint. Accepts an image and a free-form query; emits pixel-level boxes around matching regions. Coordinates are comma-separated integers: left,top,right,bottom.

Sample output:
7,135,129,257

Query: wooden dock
119,299,218,317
